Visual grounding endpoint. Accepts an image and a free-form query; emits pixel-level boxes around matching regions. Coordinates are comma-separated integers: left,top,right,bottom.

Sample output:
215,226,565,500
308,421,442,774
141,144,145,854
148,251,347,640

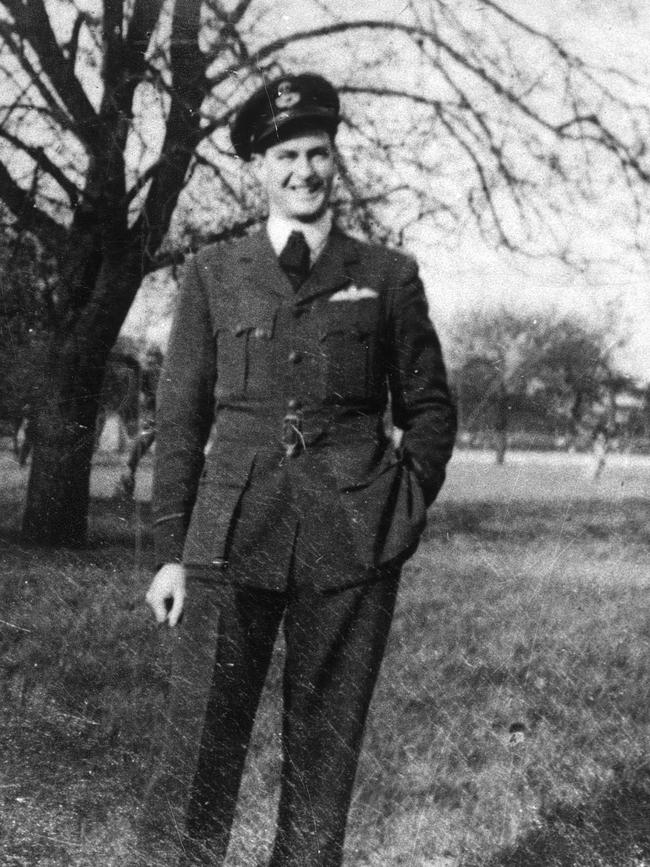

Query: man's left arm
386,258,457,506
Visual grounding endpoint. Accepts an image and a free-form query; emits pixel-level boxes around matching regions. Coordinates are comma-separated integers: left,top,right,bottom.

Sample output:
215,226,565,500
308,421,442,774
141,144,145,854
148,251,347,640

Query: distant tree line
447,307,649,462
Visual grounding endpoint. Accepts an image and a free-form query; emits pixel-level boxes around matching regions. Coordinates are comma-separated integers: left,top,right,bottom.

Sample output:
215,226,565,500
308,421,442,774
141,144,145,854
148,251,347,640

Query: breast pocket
319,299,380,400
214,313,277,400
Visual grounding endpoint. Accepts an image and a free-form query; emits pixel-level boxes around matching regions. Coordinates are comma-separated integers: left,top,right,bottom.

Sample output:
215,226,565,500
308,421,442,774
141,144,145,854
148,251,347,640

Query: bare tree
0,0,648,543
449,308,625,461
534,316,623,443
449,309,542,463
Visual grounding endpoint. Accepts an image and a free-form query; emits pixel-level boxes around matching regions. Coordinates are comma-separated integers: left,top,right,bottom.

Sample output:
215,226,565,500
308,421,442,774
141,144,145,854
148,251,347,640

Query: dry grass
0,450,649,866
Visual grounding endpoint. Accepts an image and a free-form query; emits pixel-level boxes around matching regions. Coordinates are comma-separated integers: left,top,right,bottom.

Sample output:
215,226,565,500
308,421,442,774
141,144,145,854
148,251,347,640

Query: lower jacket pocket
337,456,426,568
183,448,257,567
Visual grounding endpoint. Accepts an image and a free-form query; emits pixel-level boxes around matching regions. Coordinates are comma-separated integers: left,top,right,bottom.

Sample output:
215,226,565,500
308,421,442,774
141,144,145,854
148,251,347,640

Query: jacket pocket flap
213,296,277,338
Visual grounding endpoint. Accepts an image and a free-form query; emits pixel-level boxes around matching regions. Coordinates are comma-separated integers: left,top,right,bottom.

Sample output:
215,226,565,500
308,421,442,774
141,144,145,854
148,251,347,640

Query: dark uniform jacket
152,226,456,588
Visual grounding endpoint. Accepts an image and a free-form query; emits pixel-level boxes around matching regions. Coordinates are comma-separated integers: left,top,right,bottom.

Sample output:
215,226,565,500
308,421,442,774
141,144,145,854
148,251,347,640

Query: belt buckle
282,409,304,457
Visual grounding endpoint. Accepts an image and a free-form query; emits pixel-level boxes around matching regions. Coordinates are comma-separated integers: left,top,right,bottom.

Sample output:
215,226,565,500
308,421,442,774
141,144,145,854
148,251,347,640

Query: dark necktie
278,230,311,290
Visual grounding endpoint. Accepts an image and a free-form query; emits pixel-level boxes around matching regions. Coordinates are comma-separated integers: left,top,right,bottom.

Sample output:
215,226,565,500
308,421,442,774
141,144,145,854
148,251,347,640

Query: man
119,346,162,497
138,73,456,866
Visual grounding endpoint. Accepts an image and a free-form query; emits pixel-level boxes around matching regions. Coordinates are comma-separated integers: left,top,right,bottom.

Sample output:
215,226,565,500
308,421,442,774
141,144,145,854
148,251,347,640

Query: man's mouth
289,183,323,194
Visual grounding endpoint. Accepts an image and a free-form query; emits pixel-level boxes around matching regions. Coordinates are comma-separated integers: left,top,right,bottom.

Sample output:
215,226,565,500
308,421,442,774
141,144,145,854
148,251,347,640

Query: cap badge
275,81,301,110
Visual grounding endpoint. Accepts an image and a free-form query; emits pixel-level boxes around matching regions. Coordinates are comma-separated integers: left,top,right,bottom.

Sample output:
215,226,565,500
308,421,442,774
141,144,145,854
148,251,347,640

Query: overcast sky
413,0,650,380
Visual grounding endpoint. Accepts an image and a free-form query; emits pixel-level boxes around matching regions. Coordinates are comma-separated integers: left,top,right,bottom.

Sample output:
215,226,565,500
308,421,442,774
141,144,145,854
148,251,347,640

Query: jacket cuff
153,514,186,567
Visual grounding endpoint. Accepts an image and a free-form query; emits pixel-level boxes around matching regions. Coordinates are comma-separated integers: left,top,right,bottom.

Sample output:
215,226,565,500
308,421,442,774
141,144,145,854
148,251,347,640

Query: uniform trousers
135,452,402,867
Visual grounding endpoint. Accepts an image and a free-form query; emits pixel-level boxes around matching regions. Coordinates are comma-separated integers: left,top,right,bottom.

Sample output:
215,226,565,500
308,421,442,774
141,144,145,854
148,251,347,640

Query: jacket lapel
236,228,294,301
296,228,359,303
230,225,360,309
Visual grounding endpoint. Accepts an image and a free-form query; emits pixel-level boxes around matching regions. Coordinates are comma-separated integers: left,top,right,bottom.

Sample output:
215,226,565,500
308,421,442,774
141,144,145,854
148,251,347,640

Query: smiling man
137,73,456,866
256,132,334,221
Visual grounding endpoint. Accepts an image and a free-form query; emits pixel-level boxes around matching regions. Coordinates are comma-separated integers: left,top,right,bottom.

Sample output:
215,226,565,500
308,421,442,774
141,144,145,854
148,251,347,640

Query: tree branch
0,159,67,247
125,160,161,206
130,0,206,267
228,0,255,23
125,0,163,77
339,83,444,111
238,15,648,185
7,0,98,149
145,216,259,273
62,11,96,66
0,21,78,137
436,111,513,250
0,128,81,206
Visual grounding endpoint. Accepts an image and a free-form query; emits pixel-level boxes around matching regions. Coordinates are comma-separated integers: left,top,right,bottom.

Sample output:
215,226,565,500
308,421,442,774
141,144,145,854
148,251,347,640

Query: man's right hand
145,563,186,626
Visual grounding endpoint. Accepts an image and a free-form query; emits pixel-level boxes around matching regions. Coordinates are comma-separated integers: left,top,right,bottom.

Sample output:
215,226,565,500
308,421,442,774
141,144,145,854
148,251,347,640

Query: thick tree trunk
21,338,106,546
22,413,96,547
19,226,147,545
19,261,125,546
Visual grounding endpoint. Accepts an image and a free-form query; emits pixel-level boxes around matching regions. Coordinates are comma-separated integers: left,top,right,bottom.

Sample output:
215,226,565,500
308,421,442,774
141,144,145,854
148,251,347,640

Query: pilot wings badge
328,284,379,302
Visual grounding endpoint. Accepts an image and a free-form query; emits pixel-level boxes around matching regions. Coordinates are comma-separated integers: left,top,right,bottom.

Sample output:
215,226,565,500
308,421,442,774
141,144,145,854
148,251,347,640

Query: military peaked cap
231,73,340,161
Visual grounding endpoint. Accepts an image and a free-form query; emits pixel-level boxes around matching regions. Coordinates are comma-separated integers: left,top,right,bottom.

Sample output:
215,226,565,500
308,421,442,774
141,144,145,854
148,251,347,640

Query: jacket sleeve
152,257,216,566
386,258,456,506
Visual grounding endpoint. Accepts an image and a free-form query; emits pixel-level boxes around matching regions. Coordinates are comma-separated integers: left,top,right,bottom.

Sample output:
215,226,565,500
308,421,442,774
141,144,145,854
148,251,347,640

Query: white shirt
267,211,333,267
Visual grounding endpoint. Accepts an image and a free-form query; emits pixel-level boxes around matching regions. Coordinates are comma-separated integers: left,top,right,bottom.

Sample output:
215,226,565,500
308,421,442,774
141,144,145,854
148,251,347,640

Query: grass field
0,449,648,866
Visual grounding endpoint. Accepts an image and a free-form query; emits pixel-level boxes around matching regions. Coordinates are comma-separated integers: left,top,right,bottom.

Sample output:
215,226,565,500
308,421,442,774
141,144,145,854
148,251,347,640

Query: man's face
253,130,336,222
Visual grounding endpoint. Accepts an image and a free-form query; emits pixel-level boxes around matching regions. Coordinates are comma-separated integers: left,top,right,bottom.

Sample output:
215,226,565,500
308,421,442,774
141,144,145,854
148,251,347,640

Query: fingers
167,591,185,627
145,581,169,623
145,564,186,626
150,591,170,624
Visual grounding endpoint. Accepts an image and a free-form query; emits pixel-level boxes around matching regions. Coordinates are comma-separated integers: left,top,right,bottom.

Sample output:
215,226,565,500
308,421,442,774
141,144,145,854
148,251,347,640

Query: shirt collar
267,211,333,265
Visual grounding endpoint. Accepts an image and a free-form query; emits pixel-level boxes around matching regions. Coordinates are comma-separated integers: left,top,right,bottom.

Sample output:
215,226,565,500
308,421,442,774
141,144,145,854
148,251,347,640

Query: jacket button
288,350,302,364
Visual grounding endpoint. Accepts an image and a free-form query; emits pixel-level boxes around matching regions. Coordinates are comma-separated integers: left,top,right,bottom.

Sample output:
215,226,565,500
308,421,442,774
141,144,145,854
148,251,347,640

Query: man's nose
294,154,314,179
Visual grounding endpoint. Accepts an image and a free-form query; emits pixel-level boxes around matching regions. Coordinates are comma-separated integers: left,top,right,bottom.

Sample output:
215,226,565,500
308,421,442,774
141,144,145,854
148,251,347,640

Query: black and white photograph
0,2,648,865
